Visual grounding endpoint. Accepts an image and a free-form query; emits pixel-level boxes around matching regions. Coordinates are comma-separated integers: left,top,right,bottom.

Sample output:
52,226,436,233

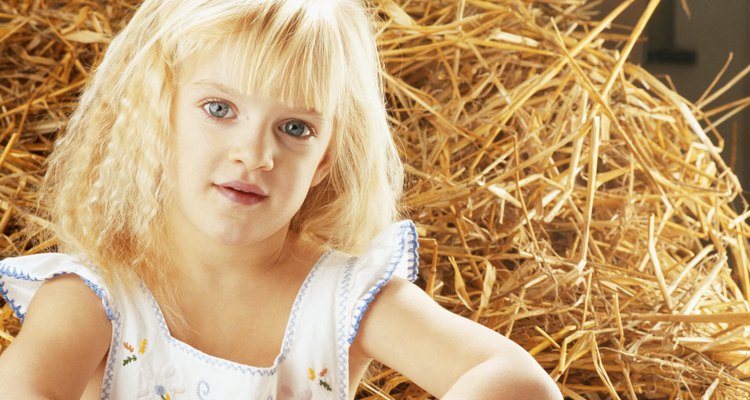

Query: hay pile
2,0,750,398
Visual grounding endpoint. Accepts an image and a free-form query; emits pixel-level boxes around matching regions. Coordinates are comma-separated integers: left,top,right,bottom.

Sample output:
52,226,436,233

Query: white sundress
0,220,418,400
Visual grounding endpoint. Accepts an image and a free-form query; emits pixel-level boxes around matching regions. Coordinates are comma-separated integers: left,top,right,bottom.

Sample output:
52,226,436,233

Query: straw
2,0,750,398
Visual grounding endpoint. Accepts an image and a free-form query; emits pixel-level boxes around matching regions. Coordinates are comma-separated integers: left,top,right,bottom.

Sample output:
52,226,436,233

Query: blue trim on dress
141,250,333,376
335,257,357,400
0,279,25,321
80,277,115,320
347,220,419,344
402,221,420,282
99,308,122,400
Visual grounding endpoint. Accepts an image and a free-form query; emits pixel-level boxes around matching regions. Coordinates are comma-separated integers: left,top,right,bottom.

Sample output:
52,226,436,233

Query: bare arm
0,274,112,399
353,277,562,400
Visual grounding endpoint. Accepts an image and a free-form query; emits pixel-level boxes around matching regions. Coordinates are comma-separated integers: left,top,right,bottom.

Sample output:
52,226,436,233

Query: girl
0,0,562,399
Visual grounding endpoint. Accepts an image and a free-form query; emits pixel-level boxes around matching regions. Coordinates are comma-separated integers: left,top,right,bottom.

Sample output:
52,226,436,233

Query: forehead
176,27,341,119
188,48,322,106
189,78,328,127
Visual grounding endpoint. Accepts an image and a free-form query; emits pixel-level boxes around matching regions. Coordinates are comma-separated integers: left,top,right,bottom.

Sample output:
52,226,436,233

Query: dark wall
598,0,750,194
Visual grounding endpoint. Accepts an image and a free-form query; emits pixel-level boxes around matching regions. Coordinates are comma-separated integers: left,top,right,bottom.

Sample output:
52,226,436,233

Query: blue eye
280,120,313,138
202,101,235,119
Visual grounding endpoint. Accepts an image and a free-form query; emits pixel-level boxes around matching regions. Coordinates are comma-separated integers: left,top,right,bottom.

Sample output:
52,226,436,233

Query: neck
165,221,294,287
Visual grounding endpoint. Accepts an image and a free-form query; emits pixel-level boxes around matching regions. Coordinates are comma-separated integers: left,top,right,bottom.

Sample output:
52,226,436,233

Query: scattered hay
2,0,750,398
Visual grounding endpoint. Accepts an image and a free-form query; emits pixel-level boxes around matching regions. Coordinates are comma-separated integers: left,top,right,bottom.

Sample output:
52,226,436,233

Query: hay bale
2,0,750,398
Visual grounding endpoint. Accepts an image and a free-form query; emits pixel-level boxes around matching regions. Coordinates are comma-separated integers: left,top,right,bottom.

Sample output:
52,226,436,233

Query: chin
212,232,260,247
210,226,284,247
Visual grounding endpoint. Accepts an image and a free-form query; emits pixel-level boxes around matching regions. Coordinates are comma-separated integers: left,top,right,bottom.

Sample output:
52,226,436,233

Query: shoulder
328,220,419,344
0,253,114,321
335,219,419,289
23,273,113,334
355,220,418,280
0,272,112,399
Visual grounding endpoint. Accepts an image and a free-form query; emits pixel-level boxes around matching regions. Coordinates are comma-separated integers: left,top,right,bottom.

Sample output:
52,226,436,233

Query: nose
227,123,274,172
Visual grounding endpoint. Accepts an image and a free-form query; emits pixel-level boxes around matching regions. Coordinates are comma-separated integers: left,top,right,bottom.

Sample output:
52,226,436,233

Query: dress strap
332,220,419,399
346,220,419,344
0,253,114,321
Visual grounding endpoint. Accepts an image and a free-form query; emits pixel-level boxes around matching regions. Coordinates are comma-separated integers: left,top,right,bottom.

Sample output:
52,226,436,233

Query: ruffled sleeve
0,253,114,322
344,220,419,344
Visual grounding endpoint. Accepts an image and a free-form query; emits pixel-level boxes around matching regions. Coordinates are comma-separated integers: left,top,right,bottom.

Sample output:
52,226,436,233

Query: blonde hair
43,0,403,294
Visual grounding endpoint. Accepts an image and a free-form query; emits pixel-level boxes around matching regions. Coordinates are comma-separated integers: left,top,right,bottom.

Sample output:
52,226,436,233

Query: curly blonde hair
43,0,404,297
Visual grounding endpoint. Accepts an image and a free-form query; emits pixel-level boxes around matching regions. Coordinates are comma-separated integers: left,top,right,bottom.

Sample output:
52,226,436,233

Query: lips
214,181,267,206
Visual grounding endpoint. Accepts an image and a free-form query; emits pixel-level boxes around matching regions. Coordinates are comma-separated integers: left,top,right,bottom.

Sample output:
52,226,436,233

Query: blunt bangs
166,0,349,117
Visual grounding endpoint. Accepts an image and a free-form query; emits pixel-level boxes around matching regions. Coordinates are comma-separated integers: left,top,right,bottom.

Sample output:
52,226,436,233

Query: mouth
214,181,268,206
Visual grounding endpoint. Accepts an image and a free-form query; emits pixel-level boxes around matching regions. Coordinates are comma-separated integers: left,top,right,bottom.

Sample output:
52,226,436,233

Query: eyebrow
191,80,327,122
192,80,244,99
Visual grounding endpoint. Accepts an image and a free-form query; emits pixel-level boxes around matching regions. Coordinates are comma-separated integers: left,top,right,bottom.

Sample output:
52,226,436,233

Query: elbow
491,364,561,400
494,357,563,400
506,361,562,400
441,356,563,400
511,375,562,400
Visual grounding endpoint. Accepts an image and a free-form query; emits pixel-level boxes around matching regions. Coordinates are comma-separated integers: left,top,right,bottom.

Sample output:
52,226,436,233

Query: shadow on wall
598,0,750,195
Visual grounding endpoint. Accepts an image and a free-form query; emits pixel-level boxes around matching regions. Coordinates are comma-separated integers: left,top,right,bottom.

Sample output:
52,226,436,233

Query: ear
311,151,332,187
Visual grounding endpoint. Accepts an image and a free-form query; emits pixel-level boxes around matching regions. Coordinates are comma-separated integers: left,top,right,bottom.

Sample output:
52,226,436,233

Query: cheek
174,120,221,169
174,100,214,157
169,137,211,193
274,158,320,194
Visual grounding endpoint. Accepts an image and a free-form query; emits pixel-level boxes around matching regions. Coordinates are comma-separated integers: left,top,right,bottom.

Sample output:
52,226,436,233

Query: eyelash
278,118,318,140
200,99,236,122
199,99,317,139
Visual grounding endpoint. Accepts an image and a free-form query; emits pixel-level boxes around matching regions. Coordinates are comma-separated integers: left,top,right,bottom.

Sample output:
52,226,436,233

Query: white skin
163,60,334,292
155,47,339,369
166,72,333,270
0,43,562,400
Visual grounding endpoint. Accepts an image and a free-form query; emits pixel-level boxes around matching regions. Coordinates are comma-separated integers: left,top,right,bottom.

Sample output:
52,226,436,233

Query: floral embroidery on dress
308,367,333,392
196,380,210,400
137,364,186,399
155,384,171,400
123,338,148,366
